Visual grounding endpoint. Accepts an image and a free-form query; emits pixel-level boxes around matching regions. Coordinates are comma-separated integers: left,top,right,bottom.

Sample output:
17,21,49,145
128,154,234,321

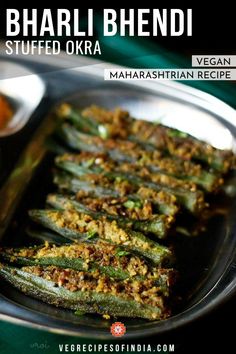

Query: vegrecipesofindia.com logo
110,322,126,337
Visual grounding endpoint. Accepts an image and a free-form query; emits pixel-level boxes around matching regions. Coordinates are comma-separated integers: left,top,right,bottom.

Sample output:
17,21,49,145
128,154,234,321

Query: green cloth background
0,321,124,354
0,32,235,354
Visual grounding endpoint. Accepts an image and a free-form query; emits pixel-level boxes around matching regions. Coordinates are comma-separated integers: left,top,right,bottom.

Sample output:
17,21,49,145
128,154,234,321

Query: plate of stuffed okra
0,92,236,337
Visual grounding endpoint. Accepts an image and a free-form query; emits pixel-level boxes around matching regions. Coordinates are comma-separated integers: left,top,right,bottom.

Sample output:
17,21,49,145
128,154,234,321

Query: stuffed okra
1,103,233,323
57,104,235,172
54,171,178,216
59,125,222,194
46,193,174,239
54,158,206,214
0,264,172,320
29,209,173,266
56,151,221,194
0,241,176,290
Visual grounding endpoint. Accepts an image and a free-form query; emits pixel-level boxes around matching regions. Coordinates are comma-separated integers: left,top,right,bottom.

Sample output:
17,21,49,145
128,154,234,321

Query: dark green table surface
0,35,235,354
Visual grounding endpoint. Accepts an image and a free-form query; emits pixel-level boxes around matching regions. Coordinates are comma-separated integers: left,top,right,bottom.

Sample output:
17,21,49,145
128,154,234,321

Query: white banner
192,55,236,67
104,68,236,81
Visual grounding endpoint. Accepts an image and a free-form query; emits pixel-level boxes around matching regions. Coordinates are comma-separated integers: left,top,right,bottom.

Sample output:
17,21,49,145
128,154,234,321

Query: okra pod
0,265,170,320
53,171,178,216
56,151,222,193
55,153,194,192
54,171,120,197
57,103,110,139
47,194,174,239
57,104,234,172
60,123,104,154
129,121,234,173
26,226,72,245
59,125,222,192
28,209,173,266
1,241,173,284
55,161,205,214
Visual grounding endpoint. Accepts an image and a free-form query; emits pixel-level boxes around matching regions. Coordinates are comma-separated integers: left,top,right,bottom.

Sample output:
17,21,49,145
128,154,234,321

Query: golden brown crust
22,265,170,308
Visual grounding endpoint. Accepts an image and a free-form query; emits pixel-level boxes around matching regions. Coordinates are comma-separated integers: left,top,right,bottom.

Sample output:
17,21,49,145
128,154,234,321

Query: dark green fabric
96,35,236,109
0,320,111,354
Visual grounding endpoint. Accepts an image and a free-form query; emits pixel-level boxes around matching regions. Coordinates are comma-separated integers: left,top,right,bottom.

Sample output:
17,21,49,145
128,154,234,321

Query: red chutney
0,95,13,130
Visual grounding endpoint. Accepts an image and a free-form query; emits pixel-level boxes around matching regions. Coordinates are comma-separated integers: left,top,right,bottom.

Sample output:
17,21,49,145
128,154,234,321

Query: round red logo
110,322,126,337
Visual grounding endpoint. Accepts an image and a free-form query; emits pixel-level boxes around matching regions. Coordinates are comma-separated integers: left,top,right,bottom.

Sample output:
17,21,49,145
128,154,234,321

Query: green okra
129,125,234,173
0,265,169,320
56,151,222,193
60,124,104,154
55,160,205,214
0,242,176,294
26,226,72,245
57,103,110,139
53,171,178,216
2,254,86,271
57,104,234,172
54,171,118,197
59,124,221,193
0,245,151,282
46,194,174,239
28,209,173,266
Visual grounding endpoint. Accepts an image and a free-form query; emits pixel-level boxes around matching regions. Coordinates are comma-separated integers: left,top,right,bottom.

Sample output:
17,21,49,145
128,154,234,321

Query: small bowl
0,60,45,137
